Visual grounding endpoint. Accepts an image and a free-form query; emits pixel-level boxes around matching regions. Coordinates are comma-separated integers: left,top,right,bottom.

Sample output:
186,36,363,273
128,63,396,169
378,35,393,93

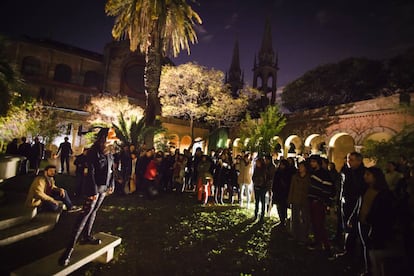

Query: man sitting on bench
25,164,80,212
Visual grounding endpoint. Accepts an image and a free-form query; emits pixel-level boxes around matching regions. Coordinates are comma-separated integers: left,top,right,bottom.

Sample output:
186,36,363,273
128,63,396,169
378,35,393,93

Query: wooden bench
11,232,122,276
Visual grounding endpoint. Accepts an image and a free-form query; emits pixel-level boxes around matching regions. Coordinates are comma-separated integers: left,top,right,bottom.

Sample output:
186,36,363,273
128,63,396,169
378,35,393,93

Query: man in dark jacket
335,152,366,258
56,137,73,174
307,155,335,254
59,128,114,266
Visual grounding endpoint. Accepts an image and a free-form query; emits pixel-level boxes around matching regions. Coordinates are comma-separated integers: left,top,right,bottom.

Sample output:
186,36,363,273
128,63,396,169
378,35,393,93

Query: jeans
41,189,73,211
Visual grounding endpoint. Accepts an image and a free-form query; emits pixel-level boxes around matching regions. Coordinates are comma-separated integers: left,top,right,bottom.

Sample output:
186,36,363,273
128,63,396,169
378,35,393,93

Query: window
21,56,41,76
53,64,72,83
83,70,103,89
123,64,145,94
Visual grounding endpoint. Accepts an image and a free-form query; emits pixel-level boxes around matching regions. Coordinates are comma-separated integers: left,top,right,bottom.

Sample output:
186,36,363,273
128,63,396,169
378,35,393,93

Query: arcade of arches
227,93,414,171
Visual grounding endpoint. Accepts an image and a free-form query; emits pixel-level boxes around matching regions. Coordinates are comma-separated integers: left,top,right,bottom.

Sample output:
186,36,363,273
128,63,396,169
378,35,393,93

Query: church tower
226,39,244,97
252,19,279,106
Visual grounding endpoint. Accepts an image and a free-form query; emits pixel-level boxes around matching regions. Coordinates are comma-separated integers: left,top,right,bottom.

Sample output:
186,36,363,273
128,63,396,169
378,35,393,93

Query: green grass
0,175,358,275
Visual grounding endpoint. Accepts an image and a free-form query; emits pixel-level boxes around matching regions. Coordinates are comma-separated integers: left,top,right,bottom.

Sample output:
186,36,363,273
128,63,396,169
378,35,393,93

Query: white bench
11,232,122,276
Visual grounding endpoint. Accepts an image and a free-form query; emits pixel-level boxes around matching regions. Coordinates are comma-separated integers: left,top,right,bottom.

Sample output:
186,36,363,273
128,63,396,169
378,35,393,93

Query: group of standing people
5,136,46,175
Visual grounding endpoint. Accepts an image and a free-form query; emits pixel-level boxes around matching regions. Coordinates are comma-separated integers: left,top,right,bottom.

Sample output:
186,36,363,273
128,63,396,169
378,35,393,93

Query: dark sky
1,0,413,87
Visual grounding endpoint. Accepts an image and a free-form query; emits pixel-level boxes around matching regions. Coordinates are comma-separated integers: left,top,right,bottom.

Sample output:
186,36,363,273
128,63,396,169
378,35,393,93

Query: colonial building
4,36,209,154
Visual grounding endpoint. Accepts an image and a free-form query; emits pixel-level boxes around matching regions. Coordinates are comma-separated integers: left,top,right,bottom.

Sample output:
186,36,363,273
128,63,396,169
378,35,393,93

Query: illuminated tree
159,63,216,142
0,36,23,116
0,99,64,148
238,105,286,155
159,62,249,143
206,85,259,128
105,0,202,147
85,95,144,127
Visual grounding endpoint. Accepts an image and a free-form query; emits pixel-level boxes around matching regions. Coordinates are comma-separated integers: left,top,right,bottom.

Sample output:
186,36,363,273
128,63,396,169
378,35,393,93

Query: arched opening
271,136,284,159
53,64,72,83
284,135,303,158
21,56,41,76
83,70,103,90
329,132,355,170
362,131,394,167
304,134,325,156
232,138,242,157
180,136,192,153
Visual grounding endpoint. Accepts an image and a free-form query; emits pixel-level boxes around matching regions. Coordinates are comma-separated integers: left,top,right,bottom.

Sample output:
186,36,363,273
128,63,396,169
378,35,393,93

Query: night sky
1,0,413,87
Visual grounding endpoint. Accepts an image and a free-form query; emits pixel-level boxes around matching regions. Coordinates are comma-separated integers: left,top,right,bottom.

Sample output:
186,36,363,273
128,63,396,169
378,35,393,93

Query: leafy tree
362,124,414,169
238,105,286,155
0,99,64,148
386,47,414,93
159,63,250,143
0,36,23,116
282,58,386,111
85,95,144,127
105,0,202,147
206,85,258,128
159,63,216,143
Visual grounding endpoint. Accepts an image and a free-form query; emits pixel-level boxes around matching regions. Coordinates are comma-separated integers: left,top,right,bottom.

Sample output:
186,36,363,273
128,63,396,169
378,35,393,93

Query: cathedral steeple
252,19,278,107
258,18,275,67
226,39,243,98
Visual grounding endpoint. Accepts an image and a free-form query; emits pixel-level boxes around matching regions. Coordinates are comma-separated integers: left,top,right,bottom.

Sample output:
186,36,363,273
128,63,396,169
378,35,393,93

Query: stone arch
168,134,180,153
192,137,205,154
21,56,41,76
284,135,303,157
83,70,103,90
304,134,325,155
271,136,284,159
232,138,242,157
53,64,72,83
180,135,192,153
328,132,355,170
361,127,397,144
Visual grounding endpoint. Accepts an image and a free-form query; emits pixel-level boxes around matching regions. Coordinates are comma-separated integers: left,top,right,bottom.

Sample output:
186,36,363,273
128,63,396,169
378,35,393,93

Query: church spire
258,18,275,67
227,39,243,97
229,39,241,73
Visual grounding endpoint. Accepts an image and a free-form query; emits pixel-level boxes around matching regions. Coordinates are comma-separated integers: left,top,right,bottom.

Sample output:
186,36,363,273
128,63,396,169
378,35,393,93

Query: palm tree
112,112,164,149
105,0,202,147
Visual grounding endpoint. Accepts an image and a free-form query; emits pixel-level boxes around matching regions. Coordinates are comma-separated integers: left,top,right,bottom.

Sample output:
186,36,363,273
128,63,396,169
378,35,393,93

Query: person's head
131,151,138,159
278,159,289,170
64,137,69,141
94,128,109,151
34,137,40,143
298,160,309,175
348,152,363,170
386,161,397,173
321,158,329,170
255,157,265,168
43,165,57,177
309,155,322,170
364,167,388,191
21,137,26,143
264,154,273,165
145,148,154,158
328,162,337,172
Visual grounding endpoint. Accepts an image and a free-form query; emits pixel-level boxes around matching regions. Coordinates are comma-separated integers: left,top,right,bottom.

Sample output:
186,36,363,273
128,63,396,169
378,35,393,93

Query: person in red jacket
143,151,163,198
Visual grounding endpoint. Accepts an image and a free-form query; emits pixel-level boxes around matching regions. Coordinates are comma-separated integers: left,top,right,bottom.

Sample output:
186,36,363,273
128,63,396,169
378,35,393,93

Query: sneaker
334,250,347,259
67,206,82,213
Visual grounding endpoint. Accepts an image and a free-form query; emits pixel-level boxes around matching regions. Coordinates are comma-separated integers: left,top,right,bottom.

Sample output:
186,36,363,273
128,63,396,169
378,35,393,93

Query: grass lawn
0,174,359,275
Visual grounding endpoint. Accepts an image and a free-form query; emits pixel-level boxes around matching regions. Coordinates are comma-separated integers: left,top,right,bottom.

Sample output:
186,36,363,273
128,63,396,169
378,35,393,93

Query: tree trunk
144,26,162,148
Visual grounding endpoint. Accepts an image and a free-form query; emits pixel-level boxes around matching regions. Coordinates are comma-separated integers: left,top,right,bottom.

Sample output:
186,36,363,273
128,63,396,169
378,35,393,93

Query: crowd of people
5,135,414,274
108,145,413,276
5,136,74,175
